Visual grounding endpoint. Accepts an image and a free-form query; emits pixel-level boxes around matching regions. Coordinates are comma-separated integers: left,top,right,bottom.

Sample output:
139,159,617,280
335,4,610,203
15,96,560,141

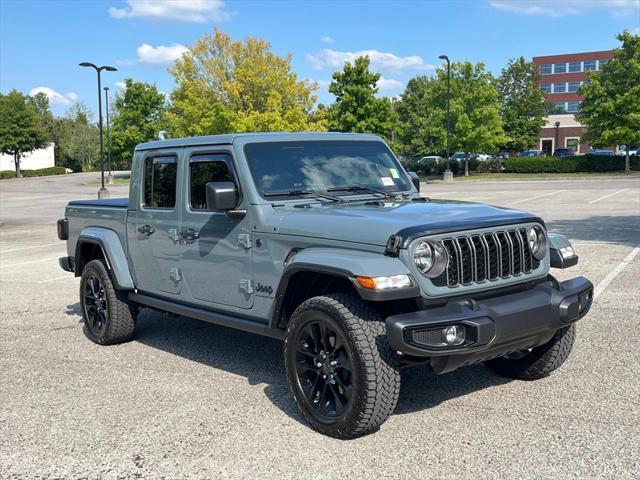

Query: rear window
143,156,177,209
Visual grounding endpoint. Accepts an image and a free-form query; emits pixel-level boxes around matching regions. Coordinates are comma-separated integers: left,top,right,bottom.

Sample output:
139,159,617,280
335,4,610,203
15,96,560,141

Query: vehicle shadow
132,309,510,427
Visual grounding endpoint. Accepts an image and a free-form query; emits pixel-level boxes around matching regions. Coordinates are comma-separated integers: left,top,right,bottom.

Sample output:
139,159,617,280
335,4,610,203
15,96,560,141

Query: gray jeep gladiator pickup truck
58,132,593,438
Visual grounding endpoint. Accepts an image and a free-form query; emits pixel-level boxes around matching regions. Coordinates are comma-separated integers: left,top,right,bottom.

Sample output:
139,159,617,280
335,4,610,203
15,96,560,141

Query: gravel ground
1,173,639,479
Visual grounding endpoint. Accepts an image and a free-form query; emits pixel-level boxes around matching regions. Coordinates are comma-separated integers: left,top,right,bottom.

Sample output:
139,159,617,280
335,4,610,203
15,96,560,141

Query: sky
1,0,638,117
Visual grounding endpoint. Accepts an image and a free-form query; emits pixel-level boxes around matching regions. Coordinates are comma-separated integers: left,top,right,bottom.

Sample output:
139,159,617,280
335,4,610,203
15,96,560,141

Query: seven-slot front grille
432,228,540,288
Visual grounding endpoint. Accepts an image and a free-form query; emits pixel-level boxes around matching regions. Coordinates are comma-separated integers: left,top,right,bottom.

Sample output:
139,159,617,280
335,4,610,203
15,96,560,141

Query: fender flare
269,248,420,327
548,232,579,269
75,227,135,290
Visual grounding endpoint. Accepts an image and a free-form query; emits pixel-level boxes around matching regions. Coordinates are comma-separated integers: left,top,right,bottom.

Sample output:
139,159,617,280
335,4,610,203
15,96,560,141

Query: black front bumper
386,276,593,374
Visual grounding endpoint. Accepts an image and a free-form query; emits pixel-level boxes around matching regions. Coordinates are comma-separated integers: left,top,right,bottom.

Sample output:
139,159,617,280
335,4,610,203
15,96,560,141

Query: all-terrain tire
485,324,576,380
284,293,400,438
79,259,136,345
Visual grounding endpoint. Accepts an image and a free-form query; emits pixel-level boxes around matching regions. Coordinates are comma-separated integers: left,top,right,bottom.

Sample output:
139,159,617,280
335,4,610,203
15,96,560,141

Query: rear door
179,147,253,309
127,150,183,296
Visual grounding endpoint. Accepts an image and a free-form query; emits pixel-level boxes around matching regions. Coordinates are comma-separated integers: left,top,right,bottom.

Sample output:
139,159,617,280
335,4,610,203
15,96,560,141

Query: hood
273,199,542,247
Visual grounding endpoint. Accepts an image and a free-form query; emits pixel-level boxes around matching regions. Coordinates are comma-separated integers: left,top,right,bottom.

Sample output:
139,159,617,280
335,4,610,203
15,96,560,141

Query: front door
179,149,253,309
127,152,182,296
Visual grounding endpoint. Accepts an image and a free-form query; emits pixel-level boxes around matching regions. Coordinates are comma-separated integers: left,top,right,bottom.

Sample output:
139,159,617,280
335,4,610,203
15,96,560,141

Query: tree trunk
14,153,22,178
625,150,630,173
464,152,469,176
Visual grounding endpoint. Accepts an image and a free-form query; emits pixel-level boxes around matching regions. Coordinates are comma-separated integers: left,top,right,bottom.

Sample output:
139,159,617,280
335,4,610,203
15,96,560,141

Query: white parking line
38,275,73,283
506,190,563,206
0,256,61,269
0,242,62,254
588,188,629,205
594,247,640,300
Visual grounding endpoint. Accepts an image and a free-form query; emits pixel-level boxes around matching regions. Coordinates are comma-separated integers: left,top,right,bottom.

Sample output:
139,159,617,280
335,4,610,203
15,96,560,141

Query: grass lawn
421,171,640,182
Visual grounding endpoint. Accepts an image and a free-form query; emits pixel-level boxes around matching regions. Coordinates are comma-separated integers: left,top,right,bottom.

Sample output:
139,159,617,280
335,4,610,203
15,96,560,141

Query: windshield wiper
263,189,343,202
327,185,401,200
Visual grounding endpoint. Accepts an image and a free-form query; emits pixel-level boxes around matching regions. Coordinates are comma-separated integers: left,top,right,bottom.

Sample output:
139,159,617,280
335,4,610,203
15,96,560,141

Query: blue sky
1,0,638,116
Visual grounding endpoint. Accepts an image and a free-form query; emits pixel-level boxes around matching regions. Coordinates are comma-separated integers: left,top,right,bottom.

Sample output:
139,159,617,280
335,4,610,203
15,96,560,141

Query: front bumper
386,276,593,374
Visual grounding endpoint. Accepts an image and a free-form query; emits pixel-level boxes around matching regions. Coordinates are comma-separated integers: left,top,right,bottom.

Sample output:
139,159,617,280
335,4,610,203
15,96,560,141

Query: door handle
179,228,200,243
138,224,155,236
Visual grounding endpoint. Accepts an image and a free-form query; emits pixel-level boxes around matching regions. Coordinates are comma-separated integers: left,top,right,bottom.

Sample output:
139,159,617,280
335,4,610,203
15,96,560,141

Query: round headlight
414,241,434,273
526,226,547,260
413,240,448,278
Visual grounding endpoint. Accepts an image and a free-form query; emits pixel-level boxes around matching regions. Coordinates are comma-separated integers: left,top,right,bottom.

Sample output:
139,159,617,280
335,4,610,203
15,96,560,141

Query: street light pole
438,54,452,182
79,62,117,199
104,86,113,185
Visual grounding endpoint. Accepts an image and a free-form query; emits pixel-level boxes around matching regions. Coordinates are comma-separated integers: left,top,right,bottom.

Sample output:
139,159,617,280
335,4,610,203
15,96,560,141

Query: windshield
244,140,412,198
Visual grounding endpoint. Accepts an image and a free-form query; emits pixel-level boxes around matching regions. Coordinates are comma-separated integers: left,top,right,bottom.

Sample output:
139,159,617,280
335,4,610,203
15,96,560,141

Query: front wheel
485,324,576,380
284,293,400,438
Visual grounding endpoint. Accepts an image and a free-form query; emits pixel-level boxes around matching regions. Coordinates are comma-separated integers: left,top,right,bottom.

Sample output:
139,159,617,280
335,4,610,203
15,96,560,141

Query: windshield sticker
381,177,394,186
389,168,400,179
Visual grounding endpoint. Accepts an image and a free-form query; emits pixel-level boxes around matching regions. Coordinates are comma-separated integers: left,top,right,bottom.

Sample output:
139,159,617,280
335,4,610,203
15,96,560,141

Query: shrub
478,158,503,173
22,166,66,177
503,155,639,173
0,170,16,179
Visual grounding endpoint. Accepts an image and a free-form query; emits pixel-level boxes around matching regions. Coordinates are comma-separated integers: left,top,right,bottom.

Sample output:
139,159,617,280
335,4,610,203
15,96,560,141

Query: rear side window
143,156,177,209
189,154,234,210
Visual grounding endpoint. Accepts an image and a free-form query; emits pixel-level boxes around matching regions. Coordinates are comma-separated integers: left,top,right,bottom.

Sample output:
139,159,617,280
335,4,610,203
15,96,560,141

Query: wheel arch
74,227,134,290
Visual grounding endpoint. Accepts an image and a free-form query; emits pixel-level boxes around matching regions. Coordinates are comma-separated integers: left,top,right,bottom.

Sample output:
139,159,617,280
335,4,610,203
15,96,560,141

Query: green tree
111,79,166,168
0,90,48,177
497,57,547,152
578,30,640,172
446,61,504,175
328,56,398,142
396,75,444,157
167,29,321,136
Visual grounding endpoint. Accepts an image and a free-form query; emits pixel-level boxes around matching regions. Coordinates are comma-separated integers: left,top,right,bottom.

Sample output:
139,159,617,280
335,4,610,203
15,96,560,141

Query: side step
129,292,285,340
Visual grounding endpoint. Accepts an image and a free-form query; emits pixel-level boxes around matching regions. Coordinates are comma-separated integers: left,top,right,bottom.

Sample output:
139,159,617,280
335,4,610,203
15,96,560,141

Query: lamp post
554,121,561,154
104,86,113,185
438,54,452,182
79,62,117,199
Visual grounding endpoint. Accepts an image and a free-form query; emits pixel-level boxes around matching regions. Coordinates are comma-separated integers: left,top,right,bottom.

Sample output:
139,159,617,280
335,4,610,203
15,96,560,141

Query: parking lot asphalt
1,173,639,479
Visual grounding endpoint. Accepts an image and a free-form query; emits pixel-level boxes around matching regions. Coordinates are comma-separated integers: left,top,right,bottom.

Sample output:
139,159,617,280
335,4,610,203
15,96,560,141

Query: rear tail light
57,219,68,240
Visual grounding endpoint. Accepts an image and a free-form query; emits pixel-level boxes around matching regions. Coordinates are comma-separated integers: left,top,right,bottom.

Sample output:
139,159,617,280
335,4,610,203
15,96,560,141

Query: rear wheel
80,259,136,345
485,324,576,380
284,293,400,438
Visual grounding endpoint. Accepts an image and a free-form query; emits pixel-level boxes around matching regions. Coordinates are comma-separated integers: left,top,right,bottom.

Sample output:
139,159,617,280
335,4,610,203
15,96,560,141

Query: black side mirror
407,171,421,192
205,181,238,211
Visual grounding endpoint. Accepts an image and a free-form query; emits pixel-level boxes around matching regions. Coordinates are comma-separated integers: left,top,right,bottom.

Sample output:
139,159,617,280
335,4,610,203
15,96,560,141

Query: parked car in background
519,150,541,157
451,152,467,161
418,155,443,164
617,146,638,156
553,148,574,157
451,152,491,161
497,150,511,159
476,153,492,161
586,149,615,156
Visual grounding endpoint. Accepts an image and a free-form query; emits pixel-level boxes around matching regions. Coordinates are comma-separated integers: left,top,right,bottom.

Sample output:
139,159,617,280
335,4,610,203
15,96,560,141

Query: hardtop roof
135,132,383,151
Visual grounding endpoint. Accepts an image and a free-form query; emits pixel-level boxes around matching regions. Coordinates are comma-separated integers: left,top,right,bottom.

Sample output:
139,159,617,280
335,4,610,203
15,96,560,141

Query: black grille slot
431,227,540,289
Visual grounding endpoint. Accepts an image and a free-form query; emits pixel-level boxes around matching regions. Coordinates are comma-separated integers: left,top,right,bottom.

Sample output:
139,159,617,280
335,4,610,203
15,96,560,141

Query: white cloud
307,48,435,72
632,26,640,34
376,77,403,91
108,0,230,23
29,87,78,106
136,43,188,65
320,36,334,44
115,81,127,90
489,0,639,18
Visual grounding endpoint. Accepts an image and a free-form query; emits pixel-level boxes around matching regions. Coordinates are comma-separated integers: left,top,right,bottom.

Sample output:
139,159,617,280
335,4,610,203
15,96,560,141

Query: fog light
443,325,465,346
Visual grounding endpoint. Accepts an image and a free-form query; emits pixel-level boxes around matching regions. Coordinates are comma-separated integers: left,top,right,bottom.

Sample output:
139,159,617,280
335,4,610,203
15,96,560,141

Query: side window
143,156,177,209
190,154,235,210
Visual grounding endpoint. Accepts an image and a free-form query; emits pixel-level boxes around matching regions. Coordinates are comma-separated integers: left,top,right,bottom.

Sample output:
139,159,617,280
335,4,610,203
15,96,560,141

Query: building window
554,102,566,113
540,64,552,75
568,61,581,72
566,101,580,113
567,81,580,93
598,59,608,69
584,60,596,71
553,83,567,93
540,83,552,93
566,138,580,153
554,63,567,73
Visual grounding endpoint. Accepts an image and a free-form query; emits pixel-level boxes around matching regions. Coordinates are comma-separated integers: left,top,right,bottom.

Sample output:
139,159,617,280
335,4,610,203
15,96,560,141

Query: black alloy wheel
294,319,353,419
83,273,108,337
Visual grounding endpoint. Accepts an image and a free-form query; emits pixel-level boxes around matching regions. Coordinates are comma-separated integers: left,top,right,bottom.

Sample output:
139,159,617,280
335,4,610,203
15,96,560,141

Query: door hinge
239,279,253,295
169,267,182,282
238,233,252,249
